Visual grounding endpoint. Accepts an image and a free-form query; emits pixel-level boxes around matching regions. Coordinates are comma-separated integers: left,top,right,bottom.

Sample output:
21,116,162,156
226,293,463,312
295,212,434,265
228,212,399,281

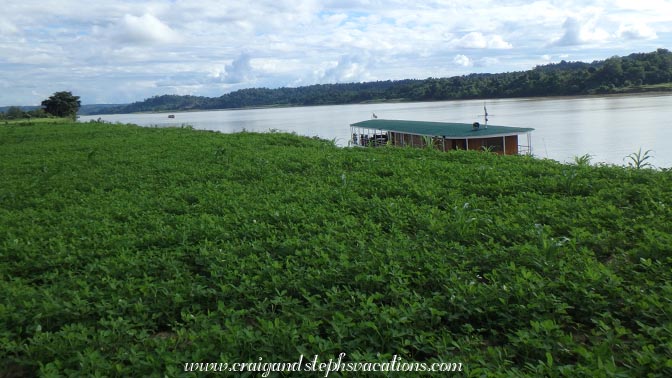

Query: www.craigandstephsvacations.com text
183,353,463,376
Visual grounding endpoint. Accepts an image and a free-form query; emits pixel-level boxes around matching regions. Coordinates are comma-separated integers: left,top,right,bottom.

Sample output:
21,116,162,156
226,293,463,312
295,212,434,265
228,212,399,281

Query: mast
479,102,490,128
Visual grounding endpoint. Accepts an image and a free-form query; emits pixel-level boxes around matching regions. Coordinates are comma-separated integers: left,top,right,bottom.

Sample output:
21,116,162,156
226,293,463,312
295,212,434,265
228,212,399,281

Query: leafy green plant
480,145,496,153
573,153,593,166
1,121,671,377
625,148,654,169
421,135,434,150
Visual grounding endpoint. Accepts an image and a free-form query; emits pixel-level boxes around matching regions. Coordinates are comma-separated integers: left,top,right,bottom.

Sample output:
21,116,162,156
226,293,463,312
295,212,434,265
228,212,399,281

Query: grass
610,82,672,94
1,117,73,126
1,121,671,377
637,82,672,90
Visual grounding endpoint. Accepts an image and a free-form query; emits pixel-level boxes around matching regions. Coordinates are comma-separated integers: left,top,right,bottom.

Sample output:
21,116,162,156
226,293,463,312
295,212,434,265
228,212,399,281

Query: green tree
41,91,81,118
599,57,624,86
5,106,26,119
26,108,49,118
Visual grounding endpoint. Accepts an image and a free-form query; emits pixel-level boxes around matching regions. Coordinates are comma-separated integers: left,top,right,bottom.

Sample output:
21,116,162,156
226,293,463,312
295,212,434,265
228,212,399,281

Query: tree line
91,49,672,115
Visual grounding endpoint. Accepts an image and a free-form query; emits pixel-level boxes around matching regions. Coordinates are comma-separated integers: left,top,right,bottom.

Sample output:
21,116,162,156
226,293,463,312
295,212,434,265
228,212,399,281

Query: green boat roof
351,119,534,138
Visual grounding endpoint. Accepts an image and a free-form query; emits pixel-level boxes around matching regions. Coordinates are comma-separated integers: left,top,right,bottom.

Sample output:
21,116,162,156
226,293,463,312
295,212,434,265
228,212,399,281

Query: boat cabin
350,119,534,155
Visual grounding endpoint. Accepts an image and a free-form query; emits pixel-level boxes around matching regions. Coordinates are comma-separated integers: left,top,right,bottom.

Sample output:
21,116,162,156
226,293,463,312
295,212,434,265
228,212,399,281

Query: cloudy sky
1,0,670,106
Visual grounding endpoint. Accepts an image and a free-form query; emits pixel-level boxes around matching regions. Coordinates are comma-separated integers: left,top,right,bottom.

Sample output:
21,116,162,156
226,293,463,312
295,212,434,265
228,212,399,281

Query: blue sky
1,0,670,106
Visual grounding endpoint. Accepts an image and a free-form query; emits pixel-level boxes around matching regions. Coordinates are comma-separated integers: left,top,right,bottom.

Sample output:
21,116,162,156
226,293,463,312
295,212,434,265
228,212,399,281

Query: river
80,93,672,168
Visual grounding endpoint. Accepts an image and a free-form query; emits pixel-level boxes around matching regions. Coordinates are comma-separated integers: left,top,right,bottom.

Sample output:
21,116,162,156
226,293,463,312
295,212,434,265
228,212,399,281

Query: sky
1,0,671,106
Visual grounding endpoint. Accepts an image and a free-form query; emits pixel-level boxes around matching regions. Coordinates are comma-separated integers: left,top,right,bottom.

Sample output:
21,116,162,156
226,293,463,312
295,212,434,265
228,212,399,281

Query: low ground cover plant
1,121,671,377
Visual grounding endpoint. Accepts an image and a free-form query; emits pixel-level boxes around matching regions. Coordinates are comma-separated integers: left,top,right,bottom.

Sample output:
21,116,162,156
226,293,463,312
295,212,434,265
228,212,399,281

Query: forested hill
89,49,672,115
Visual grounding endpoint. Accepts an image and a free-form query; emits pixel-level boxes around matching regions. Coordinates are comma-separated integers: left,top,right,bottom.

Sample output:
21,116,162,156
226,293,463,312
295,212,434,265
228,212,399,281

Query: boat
349,119,534,155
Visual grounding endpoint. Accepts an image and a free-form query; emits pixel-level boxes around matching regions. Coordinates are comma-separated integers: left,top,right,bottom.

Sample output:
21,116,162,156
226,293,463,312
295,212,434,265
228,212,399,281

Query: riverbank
2,121,671,377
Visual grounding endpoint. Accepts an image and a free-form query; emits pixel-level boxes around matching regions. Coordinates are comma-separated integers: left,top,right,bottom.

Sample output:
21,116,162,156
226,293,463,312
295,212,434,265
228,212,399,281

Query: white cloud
456,32,512,49
488,35,513,49
617,23,657,40
551,16,610,46
453,54,472,67
114,14,181,45
475,57,500,67
457,32,488,49
221,53,256,84
321,55,373,83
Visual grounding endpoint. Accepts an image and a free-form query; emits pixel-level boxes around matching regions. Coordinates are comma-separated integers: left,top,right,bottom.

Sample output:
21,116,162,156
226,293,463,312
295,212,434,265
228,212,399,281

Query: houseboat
350,119,534,155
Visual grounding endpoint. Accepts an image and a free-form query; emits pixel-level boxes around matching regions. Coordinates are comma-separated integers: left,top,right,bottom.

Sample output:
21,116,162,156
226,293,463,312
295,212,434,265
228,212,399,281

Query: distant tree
41,91,81,118
5,106,26,119
26,108,49,118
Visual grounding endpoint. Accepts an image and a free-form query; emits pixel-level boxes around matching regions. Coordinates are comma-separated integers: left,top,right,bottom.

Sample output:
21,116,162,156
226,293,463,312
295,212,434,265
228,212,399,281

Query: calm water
80,93,672,167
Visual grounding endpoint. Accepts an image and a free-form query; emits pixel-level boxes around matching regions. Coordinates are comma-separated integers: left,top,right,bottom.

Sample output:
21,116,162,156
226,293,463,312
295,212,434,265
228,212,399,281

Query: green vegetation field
1,121,671,377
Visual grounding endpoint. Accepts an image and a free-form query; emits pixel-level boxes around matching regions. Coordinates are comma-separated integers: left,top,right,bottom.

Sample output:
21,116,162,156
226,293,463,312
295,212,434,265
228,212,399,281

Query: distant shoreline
81,89,672,116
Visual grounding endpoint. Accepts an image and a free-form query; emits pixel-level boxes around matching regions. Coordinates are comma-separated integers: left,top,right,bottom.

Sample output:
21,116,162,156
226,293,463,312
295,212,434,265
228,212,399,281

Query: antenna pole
477,102,492,129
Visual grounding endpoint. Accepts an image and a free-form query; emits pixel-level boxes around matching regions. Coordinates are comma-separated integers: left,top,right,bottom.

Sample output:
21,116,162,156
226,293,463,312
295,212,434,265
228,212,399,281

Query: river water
80,93,672,167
